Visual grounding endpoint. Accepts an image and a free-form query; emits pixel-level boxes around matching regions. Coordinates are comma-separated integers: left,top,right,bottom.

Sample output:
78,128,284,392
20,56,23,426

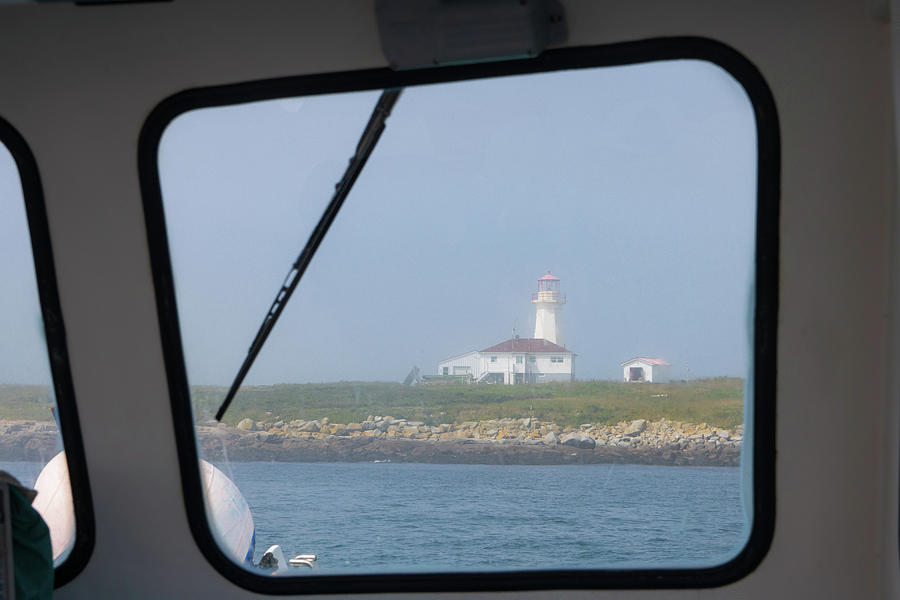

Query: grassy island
190,378,743,429
0,378,743,430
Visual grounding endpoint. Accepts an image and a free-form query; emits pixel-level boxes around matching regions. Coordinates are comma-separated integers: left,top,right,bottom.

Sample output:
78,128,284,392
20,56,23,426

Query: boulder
624,419,647,437
236,418,254,431
543,431,558,445
560,432,596,449
299,420,320,432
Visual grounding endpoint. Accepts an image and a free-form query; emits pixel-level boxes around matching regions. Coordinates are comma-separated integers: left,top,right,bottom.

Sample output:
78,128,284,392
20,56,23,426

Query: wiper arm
215,88,403,421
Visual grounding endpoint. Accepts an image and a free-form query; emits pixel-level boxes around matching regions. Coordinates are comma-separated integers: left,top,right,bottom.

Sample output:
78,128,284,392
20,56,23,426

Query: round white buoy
199,460,255,565
32,451,75,565
32,454,256,567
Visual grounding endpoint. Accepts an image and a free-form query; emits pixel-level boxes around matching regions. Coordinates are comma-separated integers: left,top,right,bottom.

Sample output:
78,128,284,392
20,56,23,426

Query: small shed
620,357,670,383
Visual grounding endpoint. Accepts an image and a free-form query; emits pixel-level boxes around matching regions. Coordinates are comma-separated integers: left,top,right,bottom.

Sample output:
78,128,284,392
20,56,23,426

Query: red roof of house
538,270,559,281
481,338,571,354
620,357,671,366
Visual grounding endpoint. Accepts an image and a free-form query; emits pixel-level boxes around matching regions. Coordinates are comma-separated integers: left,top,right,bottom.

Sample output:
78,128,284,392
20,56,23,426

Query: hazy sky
0,143,54,385
1,59,757,386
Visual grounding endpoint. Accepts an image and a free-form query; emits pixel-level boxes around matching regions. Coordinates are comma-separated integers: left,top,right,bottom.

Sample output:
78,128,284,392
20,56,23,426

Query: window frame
139,36,778,594
0,116,95,586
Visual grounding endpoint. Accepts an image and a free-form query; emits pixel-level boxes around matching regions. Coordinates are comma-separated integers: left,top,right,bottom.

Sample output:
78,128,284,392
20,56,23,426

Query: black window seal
138,36,778,594
0,116,96,588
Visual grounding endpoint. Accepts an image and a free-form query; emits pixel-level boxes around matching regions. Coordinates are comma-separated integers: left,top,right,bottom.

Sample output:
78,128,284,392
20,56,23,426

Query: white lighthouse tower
532,271,566,346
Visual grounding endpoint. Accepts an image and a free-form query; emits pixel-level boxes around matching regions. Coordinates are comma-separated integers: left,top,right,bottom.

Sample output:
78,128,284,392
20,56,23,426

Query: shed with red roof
620,357,671,383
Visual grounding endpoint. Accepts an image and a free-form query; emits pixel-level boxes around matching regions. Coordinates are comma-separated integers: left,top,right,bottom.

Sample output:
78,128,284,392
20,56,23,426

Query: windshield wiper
215,88,402,421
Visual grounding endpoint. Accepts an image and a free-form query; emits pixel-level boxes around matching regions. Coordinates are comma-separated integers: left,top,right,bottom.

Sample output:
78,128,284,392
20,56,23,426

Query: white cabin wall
0,0,893,597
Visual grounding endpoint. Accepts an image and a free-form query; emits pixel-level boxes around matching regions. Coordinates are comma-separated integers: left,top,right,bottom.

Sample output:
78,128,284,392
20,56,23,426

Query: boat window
148,42,776,592
0,134,86,574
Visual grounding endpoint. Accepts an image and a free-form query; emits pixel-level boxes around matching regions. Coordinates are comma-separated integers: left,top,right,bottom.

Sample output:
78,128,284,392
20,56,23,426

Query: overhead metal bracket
375,0,568,70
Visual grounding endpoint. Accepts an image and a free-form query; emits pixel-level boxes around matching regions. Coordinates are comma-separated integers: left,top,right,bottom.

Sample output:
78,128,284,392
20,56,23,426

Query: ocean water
0,460,748,574
223,461,748,574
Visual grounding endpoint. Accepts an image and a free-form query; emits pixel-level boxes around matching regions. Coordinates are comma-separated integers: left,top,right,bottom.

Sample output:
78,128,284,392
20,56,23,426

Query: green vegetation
0,385,55,421
0,379,743,428
191,378,744,429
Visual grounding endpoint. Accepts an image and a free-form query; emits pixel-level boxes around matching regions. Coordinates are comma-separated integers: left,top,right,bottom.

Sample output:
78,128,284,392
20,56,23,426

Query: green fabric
10,486,52,599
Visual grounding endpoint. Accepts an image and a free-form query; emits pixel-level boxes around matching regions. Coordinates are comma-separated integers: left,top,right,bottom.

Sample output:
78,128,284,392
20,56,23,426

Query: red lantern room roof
538,270,559,281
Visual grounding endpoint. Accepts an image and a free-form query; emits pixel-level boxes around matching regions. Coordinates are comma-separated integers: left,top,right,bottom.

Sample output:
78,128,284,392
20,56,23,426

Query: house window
528,355,536,363
490,356,497,363
551,356,564,363
442,367,448,375
516,355,523,364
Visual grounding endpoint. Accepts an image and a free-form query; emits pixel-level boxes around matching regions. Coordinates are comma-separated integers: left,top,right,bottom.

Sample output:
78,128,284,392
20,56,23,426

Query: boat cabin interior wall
0,0,897,597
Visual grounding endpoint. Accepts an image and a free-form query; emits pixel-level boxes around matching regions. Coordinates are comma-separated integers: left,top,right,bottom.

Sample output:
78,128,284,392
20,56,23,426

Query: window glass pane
0,142,76,566
159,59,756,575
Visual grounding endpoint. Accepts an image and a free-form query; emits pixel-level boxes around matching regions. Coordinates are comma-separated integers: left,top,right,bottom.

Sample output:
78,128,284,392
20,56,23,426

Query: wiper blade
215,88,402,421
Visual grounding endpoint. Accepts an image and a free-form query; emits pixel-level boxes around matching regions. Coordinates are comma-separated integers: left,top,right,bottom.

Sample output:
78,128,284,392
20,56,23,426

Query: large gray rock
624,419,647,437
236,418,254,431
299,420,320,432
543,431,558,445
560,432,596,449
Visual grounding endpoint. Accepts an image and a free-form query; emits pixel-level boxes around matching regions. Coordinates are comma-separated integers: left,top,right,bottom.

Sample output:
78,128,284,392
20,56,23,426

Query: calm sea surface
1,460,748,574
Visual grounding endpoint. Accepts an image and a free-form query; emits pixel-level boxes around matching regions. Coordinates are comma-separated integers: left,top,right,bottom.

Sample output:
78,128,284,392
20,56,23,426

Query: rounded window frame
139,36,778,594
0,116,96,587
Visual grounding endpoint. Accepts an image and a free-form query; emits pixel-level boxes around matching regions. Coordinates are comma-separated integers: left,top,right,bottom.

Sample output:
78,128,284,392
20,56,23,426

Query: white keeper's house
620,357,671,383
437,272,576,384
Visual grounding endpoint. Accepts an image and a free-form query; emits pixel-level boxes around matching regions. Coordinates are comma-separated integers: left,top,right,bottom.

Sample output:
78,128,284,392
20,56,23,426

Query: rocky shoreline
199,416,742,466
0,421,61,462
0,417,743,466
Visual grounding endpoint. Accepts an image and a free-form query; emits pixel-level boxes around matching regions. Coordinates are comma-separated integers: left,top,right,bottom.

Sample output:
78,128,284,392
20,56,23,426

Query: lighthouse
436,271,575,384
532,271,566,346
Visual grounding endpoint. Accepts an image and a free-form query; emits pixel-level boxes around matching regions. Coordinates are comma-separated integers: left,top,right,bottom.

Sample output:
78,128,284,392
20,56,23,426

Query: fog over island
1,60,756,386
